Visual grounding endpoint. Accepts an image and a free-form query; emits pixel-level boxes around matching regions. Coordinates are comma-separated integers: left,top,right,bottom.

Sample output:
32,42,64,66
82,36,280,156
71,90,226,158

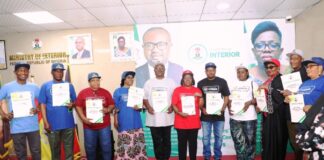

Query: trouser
201,121,224,160
47,128,74,160
230,119,257,160
12,131,41,160
84,126,112,160
287,121,303,160
150,126,172,160
176,129,199,160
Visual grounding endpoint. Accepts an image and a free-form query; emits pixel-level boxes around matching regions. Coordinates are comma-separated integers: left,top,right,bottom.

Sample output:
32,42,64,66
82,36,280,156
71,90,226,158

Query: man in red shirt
75,72,114,160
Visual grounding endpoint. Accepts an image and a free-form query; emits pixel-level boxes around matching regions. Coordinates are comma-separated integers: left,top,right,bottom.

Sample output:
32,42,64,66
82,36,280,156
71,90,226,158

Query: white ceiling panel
203,0,245,14
127,3,165,19
266,9,304,19
51,9,97,22
0,26,16,35
76,0,122,7
201,12,236,21
233,0,284,19
29,0,83,11
135,16,167,24
88,6,133,26
123,0,164,5
166,0,204,16
68,20,106,28
168,14,201,22
11,25,47,32
276,0,320,10
0,0,42,14
39,22,75,30
0,14,32,26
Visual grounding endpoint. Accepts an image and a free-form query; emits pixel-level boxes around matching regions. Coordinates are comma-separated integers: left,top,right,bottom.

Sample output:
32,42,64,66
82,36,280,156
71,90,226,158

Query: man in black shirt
197,62,230,160
283,49,310,160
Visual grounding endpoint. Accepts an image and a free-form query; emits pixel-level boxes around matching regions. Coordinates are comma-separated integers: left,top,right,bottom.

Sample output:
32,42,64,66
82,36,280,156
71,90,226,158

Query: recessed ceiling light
217,2,230,11
13,11,63,24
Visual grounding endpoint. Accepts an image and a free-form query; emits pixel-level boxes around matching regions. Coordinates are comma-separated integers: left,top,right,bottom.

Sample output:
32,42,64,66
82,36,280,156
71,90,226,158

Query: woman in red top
172,70,203,160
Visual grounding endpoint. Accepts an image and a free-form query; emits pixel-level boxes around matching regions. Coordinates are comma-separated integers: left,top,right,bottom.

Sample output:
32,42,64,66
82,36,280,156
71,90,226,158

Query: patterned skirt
116,128,147,160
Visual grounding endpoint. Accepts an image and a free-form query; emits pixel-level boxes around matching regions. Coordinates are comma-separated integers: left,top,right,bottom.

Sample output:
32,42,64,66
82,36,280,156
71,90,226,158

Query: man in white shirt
143,63,176,160
228,65,258,160
72,37,90,59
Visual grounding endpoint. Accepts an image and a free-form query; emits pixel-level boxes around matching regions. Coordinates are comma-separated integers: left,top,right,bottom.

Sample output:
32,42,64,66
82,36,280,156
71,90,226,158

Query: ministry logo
187,44,208,63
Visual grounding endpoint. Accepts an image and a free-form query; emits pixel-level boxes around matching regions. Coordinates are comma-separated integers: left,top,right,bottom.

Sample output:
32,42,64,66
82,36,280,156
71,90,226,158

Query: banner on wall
134,19,295,156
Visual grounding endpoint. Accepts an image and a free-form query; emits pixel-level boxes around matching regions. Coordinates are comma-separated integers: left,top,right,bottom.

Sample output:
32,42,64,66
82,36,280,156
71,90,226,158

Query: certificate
230,91,245,115
11,91,33,118
181,95,196,115
206,93,223,115
281,72,302,93
86,99,103,123
52,83,70,107
289,94,306,123
255,89,268,112
151,88,168,112
127,87,144,108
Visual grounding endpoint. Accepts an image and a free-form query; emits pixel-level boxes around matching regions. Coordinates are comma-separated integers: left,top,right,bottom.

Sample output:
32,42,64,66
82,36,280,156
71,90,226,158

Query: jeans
84,126,112,160
47,128,74,160
201,121,224,160
176,129,199,160
12,131,41,160
150,126,171,160
230,119,257,160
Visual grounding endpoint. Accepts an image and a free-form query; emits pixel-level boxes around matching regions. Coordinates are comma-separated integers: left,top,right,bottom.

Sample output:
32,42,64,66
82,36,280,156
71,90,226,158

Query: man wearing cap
75,72,114,160
0,62,41,160
250,21,289,83
228,65,258,160
39,63,77,160
197,62,230,160
282,49,310,160
143,63,176,160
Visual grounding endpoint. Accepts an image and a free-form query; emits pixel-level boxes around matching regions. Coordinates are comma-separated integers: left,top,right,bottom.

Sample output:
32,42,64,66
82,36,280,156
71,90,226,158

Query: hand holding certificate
230,91,245,115
281,72,302,93
255,89,268,112
289,94,306,123
206,93,223,115
52,83,70,107
127,87,144,108
11,91,34,118
181,95,196,115
86,99,103,123
152,90,168,112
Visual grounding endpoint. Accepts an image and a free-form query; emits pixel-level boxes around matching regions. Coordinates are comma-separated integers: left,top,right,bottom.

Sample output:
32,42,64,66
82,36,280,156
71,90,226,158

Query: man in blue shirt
39,63,77,160
0,62,40,160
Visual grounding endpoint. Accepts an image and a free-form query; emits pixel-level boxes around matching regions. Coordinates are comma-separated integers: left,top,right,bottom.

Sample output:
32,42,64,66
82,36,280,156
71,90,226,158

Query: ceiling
0,0,321,35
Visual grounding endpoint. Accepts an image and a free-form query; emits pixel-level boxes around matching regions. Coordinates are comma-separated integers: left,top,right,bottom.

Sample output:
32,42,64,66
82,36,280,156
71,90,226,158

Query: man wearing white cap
283,49,310,160
228,65,258,160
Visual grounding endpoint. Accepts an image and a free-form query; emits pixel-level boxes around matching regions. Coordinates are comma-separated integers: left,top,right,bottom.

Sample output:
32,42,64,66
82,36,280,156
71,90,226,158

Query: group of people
0,50,323,160
0,21,323,160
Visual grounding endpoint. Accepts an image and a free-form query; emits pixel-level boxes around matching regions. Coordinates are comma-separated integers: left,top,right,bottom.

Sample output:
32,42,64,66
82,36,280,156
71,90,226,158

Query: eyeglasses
143,42,168,50
254,42,281,50
264,65,277,70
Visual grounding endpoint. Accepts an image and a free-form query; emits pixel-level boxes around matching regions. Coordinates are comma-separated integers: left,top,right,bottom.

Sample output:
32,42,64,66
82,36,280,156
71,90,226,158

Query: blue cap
121,71,135,79
88,72,101,81
14,62,30,71
51,63,65,70
302,57,324,68
205,62,216,69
